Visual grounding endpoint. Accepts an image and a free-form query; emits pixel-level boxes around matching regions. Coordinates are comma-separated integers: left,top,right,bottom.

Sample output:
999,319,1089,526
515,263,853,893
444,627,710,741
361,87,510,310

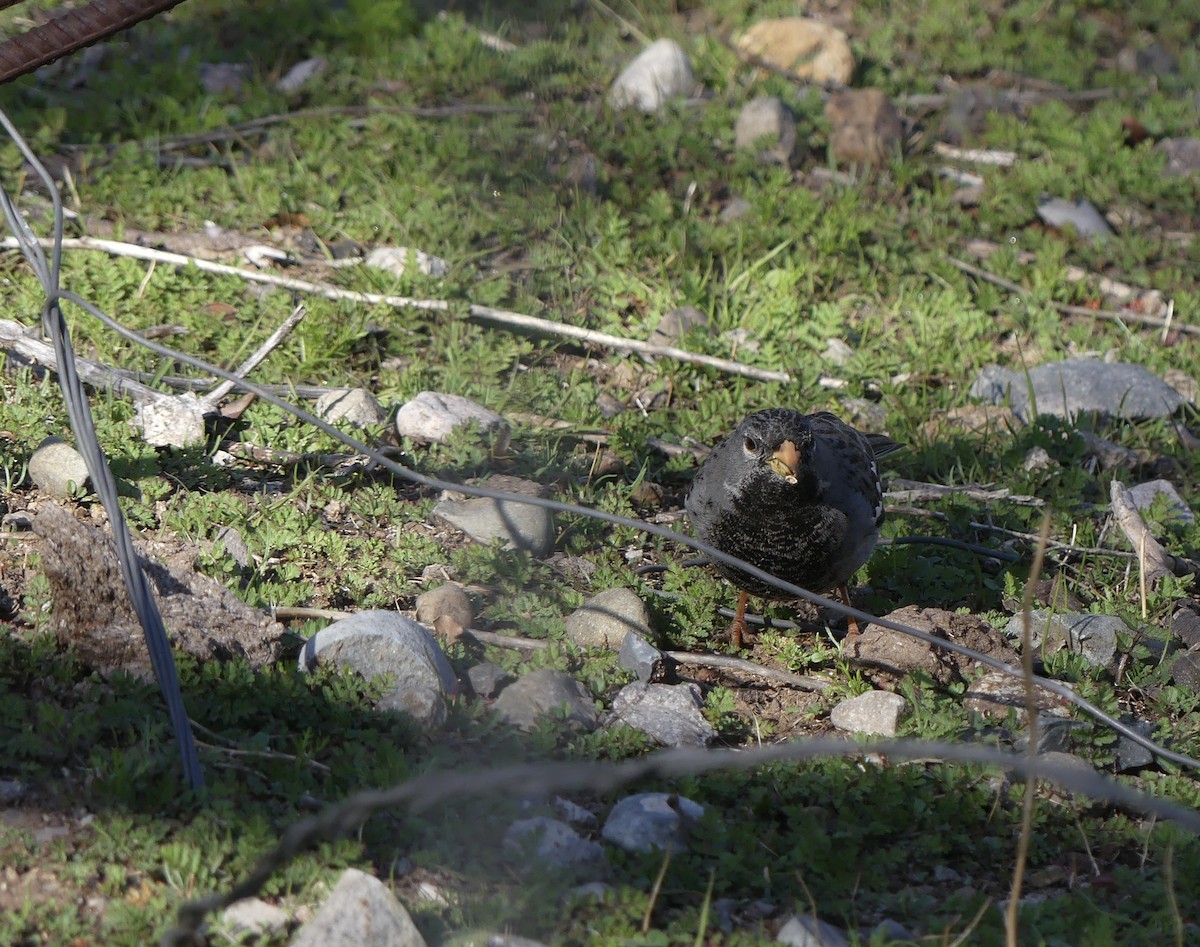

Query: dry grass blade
1006,512,1053,946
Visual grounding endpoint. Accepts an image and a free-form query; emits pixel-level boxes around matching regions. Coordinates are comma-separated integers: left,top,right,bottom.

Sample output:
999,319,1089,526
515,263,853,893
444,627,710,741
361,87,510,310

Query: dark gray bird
685,408,902,647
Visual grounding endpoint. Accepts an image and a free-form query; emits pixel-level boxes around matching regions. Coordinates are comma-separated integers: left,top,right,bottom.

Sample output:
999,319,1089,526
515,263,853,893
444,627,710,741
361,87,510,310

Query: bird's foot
729,615,749,650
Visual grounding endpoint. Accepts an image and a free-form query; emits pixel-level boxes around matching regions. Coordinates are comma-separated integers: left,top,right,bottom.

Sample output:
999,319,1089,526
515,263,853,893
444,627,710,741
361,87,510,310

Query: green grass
2,0,1200,943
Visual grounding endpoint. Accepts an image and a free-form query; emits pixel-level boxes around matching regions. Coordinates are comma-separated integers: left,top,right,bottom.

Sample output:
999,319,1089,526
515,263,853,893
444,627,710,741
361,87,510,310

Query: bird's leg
838,584,861,641
729,589,750,649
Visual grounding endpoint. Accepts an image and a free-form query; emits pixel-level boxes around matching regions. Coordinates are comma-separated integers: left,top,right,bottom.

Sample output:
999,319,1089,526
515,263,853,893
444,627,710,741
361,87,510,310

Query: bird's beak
767,440,800,484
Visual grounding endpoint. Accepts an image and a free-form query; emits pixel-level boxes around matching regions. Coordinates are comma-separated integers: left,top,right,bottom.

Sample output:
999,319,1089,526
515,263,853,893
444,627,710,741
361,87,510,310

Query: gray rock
1022,446,1055,472
618,631,663,681
970,360,1186,423
1013,715,1088,754
1004,610,1123,670
650,306,709,346
199,62,249,95
552,796,597,826
1157,137,1200,178
1114,717,1156,772
1171,607,1200,649
1076,430,1140,470
315,388,387,428
565,588,652,649
608,39,694,113
135,392,208,447
964,671,1071,720
721,197,752,222
829,690,907,737
433,496,554,557
864,918,915,943
503,817,607,877
220,897,289,939
1033,751,1097,794
299,611,458,726
1036,197,1113,240
290,868,426,947
416,583,474,629
822,338,854,367
734,96,796,165
601,792,704,853
395,391,509,444
1171,647,1200,688
0,778,23,803
214,525,251,569
775,913,850,947
611,682,715,747
1126,479,1194,526
493,668,599,732
467,662,512,698
566,881,611,902
28,437,90,498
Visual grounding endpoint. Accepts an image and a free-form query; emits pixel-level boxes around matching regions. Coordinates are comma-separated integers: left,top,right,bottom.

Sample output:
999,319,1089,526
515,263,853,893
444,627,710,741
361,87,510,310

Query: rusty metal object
0,0,185,83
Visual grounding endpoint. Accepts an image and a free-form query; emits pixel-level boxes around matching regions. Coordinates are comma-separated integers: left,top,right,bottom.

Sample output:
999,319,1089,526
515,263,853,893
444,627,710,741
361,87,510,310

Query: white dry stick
1109,479,1173,584
0,236,792,385
202,304,307,407
886,478,1045,507
932,143,1018,165
0,318,162,406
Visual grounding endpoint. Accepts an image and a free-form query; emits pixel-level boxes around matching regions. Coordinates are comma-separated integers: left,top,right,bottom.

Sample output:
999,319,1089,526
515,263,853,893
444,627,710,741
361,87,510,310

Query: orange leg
838,584,862,640
729,589,750,649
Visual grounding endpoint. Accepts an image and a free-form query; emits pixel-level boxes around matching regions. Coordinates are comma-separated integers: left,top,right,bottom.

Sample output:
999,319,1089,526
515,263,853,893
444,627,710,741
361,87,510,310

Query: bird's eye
743,436,757,453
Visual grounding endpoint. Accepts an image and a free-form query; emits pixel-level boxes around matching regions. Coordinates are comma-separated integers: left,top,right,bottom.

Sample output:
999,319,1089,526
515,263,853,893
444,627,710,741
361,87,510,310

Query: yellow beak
767,439,800,484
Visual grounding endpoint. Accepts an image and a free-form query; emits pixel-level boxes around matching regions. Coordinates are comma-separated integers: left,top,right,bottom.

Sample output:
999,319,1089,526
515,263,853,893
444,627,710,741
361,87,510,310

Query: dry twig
1109,479,1175,584
946,256,1196,336
0,236,792,384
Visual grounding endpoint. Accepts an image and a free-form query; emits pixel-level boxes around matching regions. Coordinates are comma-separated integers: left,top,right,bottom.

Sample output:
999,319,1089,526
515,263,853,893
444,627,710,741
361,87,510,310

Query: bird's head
734,410,816,489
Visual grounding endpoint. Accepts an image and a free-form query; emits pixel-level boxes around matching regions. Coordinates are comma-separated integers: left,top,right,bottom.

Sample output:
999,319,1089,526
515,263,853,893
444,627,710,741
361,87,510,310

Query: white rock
290,868,426,947
365,246,449,278
608,39,694,113
315,388,387,428
219,897,289,938
394,391,509,445
829,690,907,737
28,436,90,498
776,913,850,947
276,57,327,93
135,392,207,447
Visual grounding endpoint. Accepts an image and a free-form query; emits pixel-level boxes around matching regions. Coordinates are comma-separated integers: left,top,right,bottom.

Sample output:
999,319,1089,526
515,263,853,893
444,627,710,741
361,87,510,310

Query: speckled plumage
686,409,901,601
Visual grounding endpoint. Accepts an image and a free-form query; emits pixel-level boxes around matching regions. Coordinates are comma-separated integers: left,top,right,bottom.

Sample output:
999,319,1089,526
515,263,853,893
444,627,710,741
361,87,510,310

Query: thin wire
46,286,1200,773
161,735,1200,945
0,108,203,790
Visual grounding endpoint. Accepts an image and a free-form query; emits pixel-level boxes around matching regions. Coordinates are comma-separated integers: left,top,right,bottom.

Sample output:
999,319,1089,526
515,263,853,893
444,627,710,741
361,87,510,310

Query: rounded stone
299,611,458,726
565,588,652,650
608,39,694,113
28,437,90,498
415,583,474,630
